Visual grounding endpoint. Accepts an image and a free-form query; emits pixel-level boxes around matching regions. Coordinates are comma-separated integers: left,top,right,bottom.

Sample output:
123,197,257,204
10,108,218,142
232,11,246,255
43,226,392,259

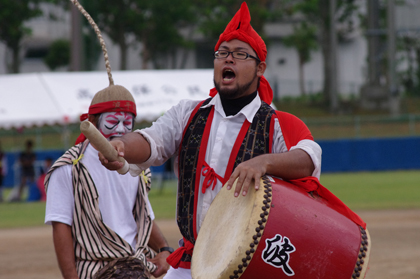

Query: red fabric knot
166,237,194,269
75,115,89,144
201,162,224,194
79,113,89,121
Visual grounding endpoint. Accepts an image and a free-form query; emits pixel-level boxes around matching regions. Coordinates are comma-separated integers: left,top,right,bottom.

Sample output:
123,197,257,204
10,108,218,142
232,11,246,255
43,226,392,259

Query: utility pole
70,3,82,71
367,0,381,85
360,0,388,110
329,0,339,113
387,0,399,115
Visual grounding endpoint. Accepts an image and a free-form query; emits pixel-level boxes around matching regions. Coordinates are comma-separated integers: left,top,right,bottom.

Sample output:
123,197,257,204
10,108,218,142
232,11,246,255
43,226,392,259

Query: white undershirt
45,144,155,248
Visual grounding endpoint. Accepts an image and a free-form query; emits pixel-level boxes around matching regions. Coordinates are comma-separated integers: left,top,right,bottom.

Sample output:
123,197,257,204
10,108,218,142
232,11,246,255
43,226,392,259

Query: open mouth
223,69,236,81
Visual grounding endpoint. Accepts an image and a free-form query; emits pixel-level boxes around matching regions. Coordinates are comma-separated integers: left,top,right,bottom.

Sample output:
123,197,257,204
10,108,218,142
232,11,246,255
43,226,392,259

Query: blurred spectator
0,141,8,202
10,139,36,202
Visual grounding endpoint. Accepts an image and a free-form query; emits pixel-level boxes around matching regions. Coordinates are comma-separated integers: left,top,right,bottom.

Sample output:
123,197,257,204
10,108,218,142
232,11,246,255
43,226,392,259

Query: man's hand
226,155,267,197
226,150,316,198
98,139,125,170
148,251,170,277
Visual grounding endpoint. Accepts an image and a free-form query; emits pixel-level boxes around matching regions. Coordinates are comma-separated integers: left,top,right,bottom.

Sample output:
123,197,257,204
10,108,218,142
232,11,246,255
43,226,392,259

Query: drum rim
352,227,371,279
227,176,273,278
191,176,271,278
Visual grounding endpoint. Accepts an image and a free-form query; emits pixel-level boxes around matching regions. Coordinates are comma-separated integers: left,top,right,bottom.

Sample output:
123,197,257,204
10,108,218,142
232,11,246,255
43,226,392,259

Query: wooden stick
80,121,129,175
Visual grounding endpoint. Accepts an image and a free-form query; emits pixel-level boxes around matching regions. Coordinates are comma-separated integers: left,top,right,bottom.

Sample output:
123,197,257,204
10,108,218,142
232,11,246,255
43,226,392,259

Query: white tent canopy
0,69,214,129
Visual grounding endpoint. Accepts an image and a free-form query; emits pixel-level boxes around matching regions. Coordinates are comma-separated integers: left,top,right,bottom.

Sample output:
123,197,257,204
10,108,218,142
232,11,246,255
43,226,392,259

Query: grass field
320,170,420,209
0,170,419,229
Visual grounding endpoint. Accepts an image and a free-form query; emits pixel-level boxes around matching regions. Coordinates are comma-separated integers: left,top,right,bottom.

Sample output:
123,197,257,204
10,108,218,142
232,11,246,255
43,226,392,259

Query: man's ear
257,61,267,77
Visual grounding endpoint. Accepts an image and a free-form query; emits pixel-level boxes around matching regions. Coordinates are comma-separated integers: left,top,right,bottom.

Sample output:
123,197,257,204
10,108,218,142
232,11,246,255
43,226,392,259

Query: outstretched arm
99,132,151,170
226,149,315,197
147,221,171,277
52,222,79,279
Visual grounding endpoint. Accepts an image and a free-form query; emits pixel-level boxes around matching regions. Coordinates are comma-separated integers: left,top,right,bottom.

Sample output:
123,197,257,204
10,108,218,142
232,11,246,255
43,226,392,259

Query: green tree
398,35,420,97
139,0,281,69
80,0,140,70
80,0,196,70
132,0,197,69
283,22,318,96
0,0,43,73
288,0,359,107
44,39,70,71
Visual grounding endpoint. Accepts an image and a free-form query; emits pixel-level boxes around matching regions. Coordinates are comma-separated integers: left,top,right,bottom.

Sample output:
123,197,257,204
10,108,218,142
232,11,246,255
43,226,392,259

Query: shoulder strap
181,99,210,141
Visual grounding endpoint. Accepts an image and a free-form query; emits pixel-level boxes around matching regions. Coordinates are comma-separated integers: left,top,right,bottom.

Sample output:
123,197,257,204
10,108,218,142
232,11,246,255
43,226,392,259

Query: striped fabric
45,140,156,278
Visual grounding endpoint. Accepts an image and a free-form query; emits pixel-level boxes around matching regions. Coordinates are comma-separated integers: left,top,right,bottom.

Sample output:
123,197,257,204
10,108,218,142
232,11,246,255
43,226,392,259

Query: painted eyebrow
105,115,118,120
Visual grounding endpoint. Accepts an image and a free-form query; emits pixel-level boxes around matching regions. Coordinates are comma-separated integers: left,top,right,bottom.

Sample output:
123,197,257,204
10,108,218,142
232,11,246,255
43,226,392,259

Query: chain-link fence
304,114,420,140
1,114,419,152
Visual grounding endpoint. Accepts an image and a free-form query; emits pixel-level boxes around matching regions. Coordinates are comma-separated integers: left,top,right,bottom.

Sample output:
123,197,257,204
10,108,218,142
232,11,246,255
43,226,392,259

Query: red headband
210,2,273,105
79,100,137,121
75,100,137,144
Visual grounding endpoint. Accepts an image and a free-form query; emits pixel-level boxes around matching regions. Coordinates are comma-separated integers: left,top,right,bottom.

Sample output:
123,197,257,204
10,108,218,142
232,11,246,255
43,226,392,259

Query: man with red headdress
99,3,321,278
44,85,171,279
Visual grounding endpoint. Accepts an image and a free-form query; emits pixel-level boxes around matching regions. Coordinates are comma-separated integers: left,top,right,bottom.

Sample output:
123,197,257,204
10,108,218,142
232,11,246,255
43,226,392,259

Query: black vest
177,98,276,254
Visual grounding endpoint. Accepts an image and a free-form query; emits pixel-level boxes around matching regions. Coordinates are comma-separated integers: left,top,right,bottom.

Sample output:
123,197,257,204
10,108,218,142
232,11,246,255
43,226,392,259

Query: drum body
191,175,370,279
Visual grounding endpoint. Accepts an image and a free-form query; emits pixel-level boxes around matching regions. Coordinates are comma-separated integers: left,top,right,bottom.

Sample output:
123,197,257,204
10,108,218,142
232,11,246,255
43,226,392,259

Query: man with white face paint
98,111,134,139
44,86,172,279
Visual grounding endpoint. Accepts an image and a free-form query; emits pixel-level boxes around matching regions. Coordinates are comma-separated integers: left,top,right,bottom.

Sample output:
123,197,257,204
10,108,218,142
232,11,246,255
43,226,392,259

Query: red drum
191,175,370,279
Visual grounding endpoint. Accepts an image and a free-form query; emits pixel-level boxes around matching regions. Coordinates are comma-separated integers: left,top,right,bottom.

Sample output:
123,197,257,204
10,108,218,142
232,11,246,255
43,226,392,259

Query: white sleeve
290,139,322,179
44,165,74,226
272,118,322,179
129,99,201,175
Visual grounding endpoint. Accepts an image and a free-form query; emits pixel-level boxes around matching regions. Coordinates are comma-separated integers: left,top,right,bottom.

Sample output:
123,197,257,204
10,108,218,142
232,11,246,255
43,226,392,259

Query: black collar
219,91,258,116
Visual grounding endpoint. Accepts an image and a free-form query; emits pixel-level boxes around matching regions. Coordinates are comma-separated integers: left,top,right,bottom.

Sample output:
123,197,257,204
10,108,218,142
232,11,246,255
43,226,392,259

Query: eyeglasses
214,50,261,62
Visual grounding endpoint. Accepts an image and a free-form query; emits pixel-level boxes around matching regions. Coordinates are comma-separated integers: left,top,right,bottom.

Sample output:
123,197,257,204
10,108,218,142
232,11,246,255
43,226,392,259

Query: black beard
213,74,257,100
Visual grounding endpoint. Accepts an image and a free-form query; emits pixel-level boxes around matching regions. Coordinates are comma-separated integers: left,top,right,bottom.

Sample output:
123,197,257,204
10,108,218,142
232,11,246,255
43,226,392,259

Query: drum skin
191,175,370,279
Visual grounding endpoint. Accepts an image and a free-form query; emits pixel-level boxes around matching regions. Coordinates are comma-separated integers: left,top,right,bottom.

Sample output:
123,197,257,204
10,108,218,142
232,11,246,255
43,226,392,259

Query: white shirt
45,144,155,248
130,94,321,233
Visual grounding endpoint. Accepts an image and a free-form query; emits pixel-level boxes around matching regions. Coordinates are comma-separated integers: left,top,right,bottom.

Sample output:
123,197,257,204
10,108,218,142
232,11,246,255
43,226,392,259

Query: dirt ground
0,209,419,279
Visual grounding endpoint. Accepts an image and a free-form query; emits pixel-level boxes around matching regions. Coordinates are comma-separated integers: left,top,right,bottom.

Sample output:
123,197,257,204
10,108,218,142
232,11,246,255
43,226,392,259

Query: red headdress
210,2,273,104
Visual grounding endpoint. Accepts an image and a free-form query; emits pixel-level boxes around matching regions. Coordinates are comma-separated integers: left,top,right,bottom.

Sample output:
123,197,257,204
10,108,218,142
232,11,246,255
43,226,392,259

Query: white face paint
98,111,134,140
